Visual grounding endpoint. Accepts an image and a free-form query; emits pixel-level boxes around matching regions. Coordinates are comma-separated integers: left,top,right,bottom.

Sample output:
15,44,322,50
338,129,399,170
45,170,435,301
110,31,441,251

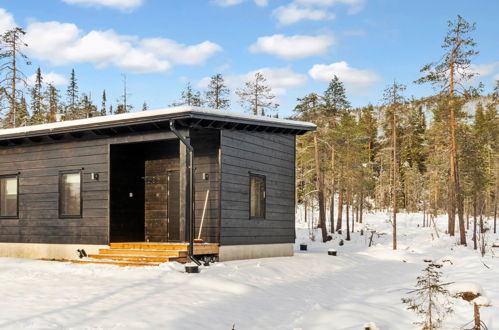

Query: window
59,171,82,218
249,173,266,218
0,175,18,218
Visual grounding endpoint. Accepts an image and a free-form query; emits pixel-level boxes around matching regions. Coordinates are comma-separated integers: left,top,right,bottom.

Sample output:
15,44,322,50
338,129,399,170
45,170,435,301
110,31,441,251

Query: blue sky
1,0,498,117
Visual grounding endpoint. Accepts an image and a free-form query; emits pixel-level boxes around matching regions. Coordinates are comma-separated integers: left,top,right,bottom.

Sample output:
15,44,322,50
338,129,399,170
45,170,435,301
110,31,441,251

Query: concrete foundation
0,243,107,260
218,243,294,262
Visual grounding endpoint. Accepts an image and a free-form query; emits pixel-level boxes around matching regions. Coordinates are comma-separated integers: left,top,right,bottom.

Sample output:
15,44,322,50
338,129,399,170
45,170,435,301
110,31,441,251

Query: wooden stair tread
99,248,187,257
73,259,160,267
88,254,176,262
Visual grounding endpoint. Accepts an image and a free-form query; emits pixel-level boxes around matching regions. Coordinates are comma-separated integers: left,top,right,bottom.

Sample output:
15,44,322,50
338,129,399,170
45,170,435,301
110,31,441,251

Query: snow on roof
0,106,316,140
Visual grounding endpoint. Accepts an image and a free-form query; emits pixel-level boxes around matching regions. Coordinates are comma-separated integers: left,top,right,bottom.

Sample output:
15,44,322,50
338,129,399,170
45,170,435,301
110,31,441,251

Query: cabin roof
0,106,315,144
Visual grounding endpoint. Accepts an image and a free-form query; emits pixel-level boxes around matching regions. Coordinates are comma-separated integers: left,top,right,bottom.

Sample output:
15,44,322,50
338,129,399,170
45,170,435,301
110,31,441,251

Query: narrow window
0,175,19,218
249,173,266,218
59,171,82,218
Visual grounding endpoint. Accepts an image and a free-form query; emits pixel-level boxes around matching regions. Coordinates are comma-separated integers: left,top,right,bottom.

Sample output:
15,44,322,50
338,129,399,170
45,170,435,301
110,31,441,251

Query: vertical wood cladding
0,126,297,247
0,131,178,245
191,129,220,243
220,130,296,245
143,140,179,242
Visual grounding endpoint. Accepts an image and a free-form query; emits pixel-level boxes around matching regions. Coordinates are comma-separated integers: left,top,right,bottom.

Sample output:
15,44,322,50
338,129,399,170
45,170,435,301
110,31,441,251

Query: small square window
59,171,82,218
0,175,19,218
249,173,266,218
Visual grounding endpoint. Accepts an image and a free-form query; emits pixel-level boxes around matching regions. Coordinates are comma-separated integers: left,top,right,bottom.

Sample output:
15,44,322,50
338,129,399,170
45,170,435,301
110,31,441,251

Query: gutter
169,120,201,266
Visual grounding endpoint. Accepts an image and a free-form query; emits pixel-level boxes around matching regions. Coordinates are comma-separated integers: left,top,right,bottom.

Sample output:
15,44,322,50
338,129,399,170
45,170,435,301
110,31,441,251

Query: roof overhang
0,107,316,146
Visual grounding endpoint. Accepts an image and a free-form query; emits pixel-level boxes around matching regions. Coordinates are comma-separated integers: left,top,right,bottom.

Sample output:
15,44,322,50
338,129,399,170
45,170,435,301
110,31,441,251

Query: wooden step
99,248,188,257
88,254,175,263
73,259,160,267
110,242,189,250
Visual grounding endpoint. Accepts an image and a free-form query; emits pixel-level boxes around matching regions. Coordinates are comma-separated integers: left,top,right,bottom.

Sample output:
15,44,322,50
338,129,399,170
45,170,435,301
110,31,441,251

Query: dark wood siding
144,140,179,242
220,130,296,245
191,129,220,243
0,130,179,245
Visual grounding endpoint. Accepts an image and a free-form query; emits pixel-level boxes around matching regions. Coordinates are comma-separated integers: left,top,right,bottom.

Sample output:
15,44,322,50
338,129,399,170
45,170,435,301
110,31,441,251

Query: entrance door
166,170,180,241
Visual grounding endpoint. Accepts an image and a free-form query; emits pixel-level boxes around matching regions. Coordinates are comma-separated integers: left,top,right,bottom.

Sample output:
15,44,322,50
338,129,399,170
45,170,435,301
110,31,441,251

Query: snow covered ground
0,212,498,329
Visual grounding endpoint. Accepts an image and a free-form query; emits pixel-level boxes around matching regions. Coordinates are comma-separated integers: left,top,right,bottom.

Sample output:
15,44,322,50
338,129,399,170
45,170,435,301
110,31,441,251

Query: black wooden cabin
0,107,315,261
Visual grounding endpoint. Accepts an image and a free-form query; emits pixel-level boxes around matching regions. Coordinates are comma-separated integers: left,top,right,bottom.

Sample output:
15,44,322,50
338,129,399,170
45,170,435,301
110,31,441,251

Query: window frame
59,170,83,219
249,172,266,220
0,174,19,219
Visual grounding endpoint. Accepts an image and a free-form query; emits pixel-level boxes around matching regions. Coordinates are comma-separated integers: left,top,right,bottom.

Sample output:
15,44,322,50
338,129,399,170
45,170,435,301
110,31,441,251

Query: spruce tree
45,83,61,123
30,67,45,125
171,82,204,107
80,93,97,118
323,75,351,116
15,94,29,127
205,73,230,110
65,69,79,120
101,90,107,116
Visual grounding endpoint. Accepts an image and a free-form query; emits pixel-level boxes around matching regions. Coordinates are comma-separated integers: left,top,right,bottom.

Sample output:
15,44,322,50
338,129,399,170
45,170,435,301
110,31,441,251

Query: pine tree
65,69,79,120
416,15,479,245
236,72,276,116
0,27,30,128
205,73,230,110
294,94,329,242
101,90,107,116
30,67,45,125
142,101,148,111
382,81,406,250
45,83,60,123
323,76,351,233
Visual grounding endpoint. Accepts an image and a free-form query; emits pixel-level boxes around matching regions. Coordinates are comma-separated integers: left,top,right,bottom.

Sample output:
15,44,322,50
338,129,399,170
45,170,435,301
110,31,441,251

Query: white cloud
28,72,68,86
200,67,307,96
494,73,499,81
296,0,366,14
470,62,499,77
249,34,334,60
0,8,16,34
24,20,221,73
309,61,380,94
141,38,222,65
61,0,144,11
273,4,332,25
212,0,268,7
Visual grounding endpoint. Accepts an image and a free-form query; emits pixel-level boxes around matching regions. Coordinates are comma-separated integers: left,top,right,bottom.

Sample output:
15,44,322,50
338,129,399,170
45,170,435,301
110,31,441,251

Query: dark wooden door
166,170,180,241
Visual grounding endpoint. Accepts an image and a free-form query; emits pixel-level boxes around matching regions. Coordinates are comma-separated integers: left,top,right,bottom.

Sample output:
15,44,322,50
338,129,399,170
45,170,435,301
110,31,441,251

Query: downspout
169,120,201,266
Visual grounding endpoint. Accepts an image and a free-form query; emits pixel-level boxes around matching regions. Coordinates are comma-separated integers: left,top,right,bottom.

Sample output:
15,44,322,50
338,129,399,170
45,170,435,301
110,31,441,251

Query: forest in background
0,16,497,253
293,16,498,253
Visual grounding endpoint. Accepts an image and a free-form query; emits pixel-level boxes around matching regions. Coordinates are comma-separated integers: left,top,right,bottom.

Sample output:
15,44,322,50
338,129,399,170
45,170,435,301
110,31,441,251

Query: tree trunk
329,192,335,233
304,199,308,224
351,190,355,233
360,192,363,224
346,181,351,241
392,106,398,250
330,148,335,233
337,180,343,231
313,132,328,242
474,303,480,330
473,196,477,250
